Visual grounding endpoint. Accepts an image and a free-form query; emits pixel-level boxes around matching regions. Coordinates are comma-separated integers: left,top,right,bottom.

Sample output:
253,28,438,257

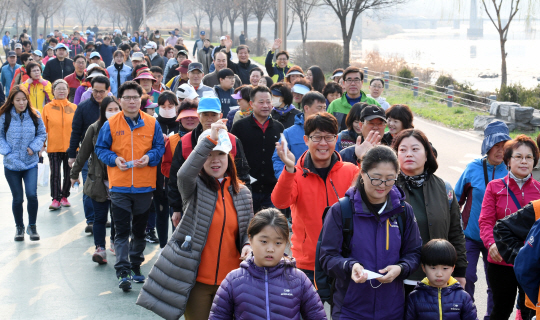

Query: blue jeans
81,161,94,223
5,166,38,227
252,192,274,214
91,199,115,248
465,238,493,320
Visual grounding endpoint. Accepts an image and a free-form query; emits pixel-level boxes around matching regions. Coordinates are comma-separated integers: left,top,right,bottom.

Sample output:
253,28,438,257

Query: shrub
245,37,269,56
435,74,456,92
497,83,540,109
291,42,343,73
397,67,414,86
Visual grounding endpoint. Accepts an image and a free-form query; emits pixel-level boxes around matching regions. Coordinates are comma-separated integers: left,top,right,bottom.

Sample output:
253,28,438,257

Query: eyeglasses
511,155,534,162
309,134,336,143
122,96,141,101
344,78,362,84
370,85,383,89
277,58,288,61
365,172,397,187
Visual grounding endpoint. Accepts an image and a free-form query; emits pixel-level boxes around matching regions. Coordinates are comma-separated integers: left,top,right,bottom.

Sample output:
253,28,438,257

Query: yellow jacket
22,79,53,113
42,99,77,153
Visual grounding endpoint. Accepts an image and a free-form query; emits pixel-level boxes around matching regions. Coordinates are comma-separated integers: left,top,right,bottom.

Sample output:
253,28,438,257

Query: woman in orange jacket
42,79,77,210
21,61,52,113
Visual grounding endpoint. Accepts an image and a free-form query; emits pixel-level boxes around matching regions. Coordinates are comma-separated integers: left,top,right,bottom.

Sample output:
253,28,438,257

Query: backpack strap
339,196,354,258
482,158,490,187
4,110,11,136
501,178,522,210
532,200,540,221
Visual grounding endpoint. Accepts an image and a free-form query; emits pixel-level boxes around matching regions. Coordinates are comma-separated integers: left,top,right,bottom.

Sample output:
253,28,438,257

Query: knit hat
197,97,221,114
481,120,511,156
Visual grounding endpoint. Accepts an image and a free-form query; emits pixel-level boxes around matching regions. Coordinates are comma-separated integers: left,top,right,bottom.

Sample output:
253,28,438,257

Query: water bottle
217,129,232,153
181,235,192,252
72,182,79,193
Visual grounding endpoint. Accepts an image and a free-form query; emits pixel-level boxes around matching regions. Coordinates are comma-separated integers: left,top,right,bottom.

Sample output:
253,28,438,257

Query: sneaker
26,225,40,241
14,226,24,241
145,229,159,243
60,197,71,207
109,242,116,255
118,271,132,292
92,247,107,264
49,199,61,210
131,268,145,283
85,223,93,234
106,221,111,228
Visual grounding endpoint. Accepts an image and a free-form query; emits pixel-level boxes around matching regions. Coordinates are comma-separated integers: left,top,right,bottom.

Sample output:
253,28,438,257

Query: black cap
7,51,16,57
360,105,387,122
188,62,204,73
217,68,235,79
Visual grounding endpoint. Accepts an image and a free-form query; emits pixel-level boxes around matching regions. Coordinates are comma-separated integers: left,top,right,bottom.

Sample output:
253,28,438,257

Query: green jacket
327,91,380,130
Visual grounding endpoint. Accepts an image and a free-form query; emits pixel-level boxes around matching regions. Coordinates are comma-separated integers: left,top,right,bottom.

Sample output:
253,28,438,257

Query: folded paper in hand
364,270,383,280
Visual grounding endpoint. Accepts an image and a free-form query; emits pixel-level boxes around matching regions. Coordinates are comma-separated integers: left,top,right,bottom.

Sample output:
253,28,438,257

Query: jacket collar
346,185,406,220
241,255,296,279
417,277,461,294
302,151,339,176
293,113,304,126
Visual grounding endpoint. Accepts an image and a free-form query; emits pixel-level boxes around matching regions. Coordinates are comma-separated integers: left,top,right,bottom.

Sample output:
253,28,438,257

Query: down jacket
406,277,478,320
209,256,327,320
136,137,254,320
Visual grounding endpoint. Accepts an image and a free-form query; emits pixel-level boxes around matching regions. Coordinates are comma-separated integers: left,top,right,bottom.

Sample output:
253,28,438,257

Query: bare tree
56,4,71,32
480,0,533,90
239,0,252,39
216,1,228,37
322,0,407,67
289,0,319,46
287,9,296,36
267,1,279,39
93,5,106,27
20,0,41,48
201,0,218,41
41,0,64,36
189,0,206,36
226,0,242,44
250,0,272,55
172,0,189,30
96,0,166,33
0,0,14,41
71,0,92,30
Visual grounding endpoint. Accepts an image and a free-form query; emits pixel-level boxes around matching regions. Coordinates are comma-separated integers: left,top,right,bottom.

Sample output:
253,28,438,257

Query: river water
288,21,540,92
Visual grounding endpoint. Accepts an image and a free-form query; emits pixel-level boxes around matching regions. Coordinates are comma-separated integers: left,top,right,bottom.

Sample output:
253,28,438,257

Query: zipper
438,287,442,320
130,128,134,186
214,181,227,285
522,191,524,201
265,268,270,320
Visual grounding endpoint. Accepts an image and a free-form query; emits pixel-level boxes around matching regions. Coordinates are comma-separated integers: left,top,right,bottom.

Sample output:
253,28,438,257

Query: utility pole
277,0,287,51
143,0,147,33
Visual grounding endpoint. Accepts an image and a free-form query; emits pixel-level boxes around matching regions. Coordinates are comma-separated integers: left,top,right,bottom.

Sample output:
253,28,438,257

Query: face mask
155,35,160,38
105,111,120,119
159,108,176,118
271,96,282,108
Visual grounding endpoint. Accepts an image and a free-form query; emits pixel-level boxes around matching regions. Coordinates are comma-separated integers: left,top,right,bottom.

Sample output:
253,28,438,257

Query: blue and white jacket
0,107,47,171
106,64,132,97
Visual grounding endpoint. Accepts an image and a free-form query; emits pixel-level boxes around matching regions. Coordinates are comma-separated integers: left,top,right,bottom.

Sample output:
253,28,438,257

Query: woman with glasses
479,135,540,319
265,39,291,83
319,145,422,320
367,78,390,110
21,61,52,113
393,129,467,297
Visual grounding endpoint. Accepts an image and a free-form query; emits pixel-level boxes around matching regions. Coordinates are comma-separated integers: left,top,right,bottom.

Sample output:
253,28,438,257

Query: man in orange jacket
96,81,165,292
272,112,381,282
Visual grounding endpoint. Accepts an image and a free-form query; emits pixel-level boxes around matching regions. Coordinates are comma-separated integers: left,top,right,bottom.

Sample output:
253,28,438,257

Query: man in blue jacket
272,91,341,179
95,36,117,67
0,51,20,96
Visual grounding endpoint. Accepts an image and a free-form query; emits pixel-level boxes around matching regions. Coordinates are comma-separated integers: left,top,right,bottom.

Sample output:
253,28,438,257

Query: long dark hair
199,153,243,194
392,128,438,175
308,66,326,93
98,96,121,129
0,85,39,123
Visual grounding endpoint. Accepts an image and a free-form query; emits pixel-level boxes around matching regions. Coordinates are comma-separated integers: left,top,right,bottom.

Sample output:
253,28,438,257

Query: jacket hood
241,255,297,279
293,112,304,126
471,156,506,171
417,277,462,294
345,184,406,221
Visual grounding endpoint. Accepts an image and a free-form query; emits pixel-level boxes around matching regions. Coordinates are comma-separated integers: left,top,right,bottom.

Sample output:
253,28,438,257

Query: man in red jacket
272,112,380,282
63,54,87,102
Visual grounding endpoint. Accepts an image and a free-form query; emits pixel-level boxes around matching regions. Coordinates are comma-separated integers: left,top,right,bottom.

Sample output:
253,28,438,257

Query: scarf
239,106,253,117
273,104,295,116
400,170,429,191
203,47,210,53
509,171,531,190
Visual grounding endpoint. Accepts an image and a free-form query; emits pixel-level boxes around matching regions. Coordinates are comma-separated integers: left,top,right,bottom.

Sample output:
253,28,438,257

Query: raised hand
354,130,381,162
272,39,282,51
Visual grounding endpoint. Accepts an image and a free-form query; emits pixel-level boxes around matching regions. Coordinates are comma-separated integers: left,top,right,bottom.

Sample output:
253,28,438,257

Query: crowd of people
0,24,539,320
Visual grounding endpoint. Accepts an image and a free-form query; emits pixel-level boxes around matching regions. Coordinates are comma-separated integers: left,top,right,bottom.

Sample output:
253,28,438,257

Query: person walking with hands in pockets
137,119,254,320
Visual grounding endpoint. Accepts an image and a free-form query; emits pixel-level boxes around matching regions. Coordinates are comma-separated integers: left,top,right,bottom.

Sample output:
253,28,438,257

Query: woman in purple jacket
209,208,327,320
319,146,422,320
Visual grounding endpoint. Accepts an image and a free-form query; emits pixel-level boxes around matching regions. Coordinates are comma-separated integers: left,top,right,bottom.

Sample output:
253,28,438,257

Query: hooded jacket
265,50,291,83
271,151,360,271
10,66,28,89
209,256,327,320
203,70,242,89
455,157,508,242
225,51,258,85
270,106,301,129
271,113,342,179
406,277,478,320
479,174,540,265
63,72,85,102
319,186,422,320
0,107,47,171
21,79,53,113
1,63,21,95
397,174,468,279
136,137,253,320
213,84,238,118
42,99,77,153
326,92,380,131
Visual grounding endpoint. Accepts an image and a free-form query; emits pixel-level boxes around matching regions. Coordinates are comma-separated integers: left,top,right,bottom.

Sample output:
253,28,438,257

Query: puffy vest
181,131,237,160
107,110,157,189
169,133,181,157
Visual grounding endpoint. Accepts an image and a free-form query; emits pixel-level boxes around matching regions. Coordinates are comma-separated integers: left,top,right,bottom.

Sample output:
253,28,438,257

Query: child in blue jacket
407,239,478,320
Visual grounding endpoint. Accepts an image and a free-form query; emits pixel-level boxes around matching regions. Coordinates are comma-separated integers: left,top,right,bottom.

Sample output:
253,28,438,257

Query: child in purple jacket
209,208,327,320
406,239,478,320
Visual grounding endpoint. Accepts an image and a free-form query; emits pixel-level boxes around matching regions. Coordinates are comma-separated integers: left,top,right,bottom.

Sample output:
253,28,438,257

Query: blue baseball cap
54,43,68,50
86,30,91,34
48,32,54,37
200,31,206,35
292,84,310,95
89,52,101,59
481,120,511,155
33,50,43,57
197,97,221,114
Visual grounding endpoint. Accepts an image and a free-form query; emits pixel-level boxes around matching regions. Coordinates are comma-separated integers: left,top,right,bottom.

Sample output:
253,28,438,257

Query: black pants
48,152,71,201
487,262,535,320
